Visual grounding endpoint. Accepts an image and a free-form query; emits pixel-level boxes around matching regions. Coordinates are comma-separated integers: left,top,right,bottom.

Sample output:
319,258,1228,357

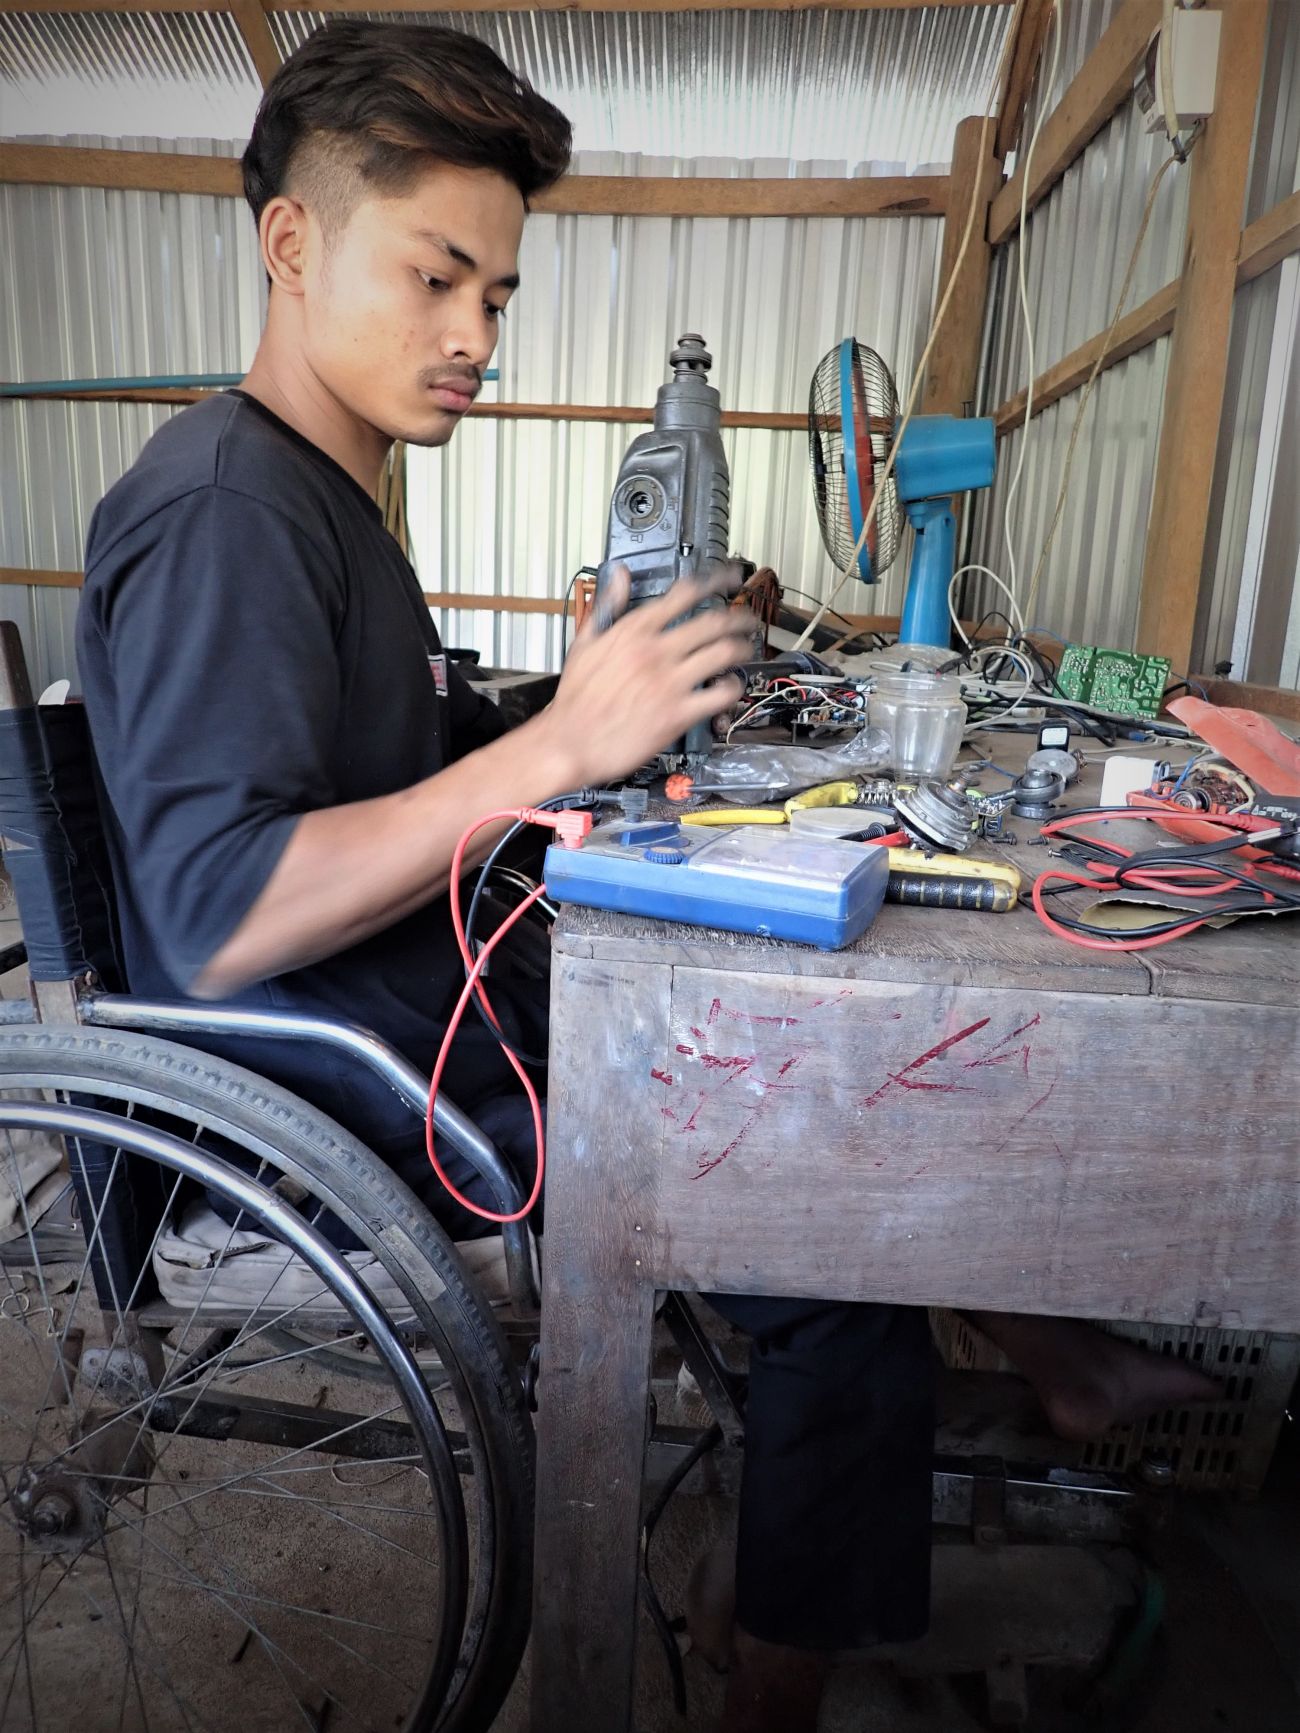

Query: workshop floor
486,1423,1300,1733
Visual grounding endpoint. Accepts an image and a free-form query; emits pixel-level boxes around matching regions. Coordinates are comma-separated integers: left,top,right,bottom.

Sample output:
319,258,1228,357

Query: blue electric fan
808,338,996,648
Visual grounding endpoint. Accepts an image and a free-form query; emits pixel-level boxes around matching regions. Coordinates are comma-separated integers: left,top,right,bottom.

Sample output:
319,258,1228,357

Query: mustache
419,366,482,398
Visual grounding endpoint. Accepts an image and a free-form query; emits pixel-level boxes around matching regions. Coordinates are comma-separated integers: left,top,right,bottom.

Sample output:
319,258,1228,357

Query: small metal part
1025,746,1079,784
895,780,974,853
614,786,649,822
1138,1451,1176,1490
1009,763,1067,821
29,1492,77,1539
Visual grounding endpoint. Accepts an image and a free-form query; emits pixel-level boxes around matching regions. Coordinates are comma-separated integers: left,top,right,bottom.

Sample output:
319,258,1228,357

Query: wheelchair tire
0,1023,533,1733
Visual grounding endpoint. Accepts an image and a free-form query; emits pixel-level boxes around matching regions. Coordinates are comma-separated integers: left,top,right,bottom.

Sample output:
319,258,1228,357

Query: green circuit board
1055,644,1171,718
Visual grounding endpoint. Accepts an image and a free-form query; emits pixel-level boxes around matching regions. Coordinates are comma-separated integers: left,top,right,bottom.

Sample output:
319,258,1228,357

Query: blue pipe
1,369,500,397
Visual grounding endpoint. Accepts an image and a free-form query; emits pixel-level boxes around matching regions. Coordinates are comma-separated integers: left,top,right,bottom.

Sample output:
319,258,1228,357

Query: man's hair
242,21,573,232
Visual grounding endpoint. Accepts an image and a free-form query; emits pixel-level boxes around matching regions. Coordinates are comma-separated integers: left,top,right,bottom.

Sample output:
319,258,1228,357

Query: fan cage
807,339,902,582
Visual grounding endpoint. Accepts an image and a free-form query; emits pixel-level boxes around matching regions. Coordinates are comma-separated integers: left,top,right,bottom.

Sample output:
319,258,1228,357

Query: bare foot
717,1626,830,1733
969,1312,1220,1443
685,1527,737,1672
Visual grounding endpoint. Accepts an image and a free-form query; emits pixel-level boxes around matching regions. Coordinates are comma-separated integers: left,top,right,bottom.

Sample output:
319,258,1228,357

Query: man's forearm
192,714,580,998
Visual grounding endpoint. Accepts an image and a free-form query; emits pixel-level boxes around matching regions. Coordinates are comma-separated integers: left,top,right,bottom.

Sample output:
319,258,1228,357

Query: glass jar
867,670,967,779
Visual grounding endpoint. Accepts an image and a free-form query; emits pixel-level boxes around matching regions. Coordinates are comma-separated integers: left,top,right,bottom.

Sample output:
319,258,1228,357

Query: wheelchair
0,621,746,1733
0,619,563,1731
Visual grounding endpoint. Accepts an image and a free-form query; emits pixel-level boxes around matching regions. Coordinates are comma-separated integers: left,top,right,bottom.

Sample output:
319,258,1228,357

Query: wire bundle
725,676,868,744
1030,808,1300,950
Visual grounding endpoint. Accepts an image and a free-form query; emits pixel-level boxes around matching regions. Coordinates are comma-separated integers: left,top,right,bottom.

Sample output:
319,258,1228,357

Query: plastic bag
691,726,892,802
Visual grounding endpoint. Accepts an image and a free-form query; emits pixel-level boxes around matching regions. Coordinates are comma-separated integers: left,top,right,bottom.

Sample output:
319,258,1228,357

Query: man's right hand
538,565,755,789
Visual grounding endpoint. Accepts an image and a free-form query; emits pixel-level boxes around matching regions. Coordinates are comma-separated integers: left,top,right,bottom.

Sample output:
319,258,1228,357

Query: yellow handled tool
783,781,860,814
885,848,1022,910
679,806,787,826
681,782,861,828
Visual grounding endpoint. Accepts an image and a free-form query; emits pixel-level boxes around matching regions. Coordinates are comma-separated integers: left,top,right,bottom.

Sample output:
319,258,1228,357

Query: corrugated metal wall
3,0,1010,686
0,135,260,687
1195,0,1300,683
0,137,943,686
971,0,1300,690
967,0,1192,651
5,2,1297,686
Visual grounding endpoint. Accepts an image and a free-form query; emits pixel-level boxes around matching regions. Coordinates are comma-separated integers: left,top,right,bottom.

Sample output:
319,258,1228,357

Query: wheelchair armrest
81,993,540,1312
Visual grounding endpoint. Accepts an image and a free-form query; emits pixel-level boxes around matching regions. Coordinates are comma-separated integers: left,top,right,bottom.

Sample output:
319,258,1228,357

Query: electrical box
1136,8,1221,137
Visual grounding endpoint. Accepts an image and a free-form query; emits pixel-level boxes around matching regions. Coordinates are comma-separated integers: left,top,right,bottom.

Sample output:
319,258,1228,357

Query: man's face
295,161,525,448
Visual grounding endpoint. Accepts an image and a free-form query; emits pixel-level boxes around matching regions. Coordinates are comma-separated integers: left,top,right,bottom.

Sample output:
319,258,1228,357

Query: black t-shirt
77,390,529,1113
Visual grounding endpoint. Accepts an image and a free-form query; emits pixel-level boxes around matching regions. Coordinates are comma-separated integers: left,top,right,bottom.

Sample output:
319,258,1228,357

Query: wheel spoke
0,1057,485,1733
65,1563,215,1733
106,1498,345,1731
97,1511,155,1733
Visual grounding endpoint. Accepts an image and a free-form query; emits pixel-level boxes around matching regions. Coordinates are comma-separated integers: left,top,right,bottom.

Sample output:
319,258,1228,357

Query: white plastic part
1137,9,1221,137
1100,756,1158,808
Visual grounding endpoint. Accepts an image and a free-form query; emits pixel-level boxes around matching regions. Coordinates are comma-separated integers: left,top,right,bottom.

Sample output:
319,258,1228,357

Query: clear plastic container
868,671,966,779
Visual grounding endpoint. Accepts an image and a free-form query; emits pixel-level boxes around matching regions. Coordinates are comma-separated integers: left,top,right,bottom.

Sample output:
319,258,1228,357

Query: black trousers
204,1020,937,1651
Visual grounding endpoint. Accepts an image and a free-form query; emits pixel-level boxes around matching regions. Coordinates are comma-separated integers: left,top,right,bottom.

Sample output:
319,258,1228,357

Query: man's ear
260,196,311,297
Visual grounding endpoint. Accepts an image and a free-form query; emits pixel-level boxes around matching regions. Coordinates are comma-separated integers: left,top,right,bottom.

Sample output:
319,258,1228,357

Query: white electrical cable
947,564,1026,647
789,0,1031,654
998,0,1062,607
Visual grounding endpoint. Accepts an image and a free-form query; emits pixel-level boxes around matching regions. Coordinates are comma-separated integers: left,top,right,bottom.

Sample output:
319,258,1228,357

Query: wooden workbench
530,752,1300,1733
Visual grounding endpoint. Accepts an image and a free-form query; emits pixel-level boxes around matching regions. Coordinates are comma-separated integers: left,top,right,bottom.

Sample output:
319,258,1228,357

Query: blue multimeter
544,820,888,950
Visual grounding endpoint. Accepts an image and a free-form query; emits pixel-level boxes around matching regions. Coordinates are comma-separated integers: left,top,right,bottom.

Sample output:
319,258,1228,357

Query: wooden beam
425,592,564,615
992,277,1179,435
995,0,1054,160
0,568,576,615
0,145,946,220
0,144,242,197
0,568,82,591
0,0,1009,12
989,0,1161,246
1,386,813,429
1136,0,1270,669
922,114,1000,415
1192,678,1300,726
229,0,282,90
1237,186,1300,288
539,174,947,219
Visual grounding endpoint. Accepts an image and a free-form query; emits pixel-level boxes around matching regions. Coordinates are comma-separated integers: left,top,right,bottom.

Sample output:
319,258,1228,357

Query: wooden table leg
531,1262,656,1733
531,954,670,1733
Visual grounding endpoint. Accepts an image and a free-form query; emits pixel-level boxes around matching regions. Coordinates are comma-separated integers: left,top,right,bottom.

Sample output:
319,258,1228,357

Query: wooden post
922,116,1001,416
1135,0,1270,667
996,0,1054,160
229,0,281,89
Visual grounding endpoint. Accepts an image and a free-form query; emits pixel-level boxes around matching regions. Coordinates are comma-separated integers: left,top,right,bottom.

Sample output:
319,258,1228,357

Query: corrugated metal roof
0,11,260,140
4,6,1010,166
273,8,1010,168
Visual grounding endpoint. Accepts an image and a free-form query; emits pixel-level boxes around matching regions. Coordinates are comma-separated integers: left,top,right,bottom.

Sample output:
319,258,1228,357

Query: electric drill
595,332,736,766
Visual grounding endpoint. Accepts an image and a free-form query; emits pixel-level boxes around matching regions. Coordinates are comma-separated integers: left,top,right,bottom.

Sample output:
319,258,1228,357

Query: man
78,22,1212,1732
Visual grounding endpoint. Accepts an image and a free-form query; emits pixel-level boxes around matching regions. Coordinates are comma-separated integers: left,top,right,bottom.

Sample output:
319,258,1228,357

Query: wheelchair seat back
0,621,124,990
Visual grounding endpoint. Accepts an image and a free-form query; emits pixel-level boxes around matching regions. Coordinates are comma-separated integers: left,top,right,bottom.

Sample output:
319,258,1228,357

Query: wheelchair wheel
0,1024,533,1733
